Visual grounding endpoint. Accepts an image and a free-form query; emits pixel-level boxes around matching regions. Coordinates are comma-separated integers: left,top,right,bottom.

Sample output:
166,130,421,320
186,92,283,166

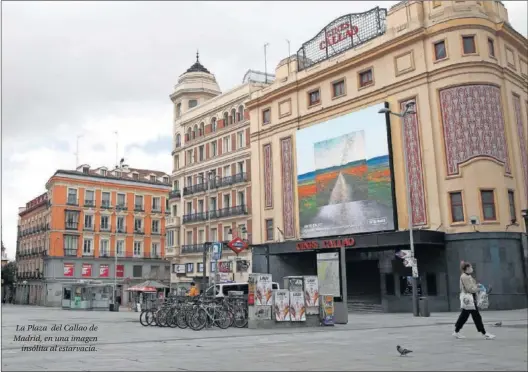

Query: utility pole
264,43,269,83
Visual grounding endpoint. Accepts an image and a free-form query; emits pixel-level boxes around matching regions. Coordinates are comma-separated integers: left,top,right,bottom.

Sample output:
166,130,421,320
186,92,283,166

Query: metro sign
227,237,249,255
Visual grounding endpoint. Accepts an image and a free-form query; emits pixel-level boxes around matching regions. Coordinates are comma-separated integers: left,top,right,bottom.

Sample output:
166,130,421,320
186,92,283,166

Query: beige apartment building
246,0,527,312
167,54,272,291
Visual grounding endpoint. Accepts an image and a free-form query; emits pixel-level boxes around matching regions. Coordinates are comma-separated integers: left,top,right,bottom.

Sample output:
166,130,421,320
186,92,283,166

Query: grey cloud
125,135,172,155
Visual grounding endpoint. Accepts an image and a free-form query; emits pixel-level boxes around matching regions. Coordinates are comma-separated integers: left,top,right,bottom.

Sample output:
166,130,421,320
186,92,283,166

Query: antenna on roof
264,43,270,83
286,39,291,75
114,131,119,169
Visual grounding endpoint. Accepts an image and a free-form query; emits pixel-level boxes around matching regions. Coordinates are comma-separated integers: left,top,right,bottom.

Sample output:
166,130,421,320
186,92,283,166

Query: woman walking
453,261,495,339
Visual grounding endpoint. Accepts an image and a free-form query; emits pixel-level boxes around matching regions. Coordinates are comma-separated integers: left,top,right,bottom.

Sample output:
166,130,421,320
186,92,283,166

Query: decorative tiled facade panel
400,98,427,226
439,85,511,176
263,144,273,208
513,95,528,206
280,137,295,239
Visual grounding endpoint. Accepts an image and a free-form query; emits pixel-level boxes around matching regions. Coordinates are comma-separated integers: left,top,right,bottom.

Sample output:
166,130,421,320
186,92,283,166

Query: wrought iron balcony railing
84,200,95,207
169,190,181,200
65,222,79,230
67,197,79,206
181,244,205,254
182,212,208,224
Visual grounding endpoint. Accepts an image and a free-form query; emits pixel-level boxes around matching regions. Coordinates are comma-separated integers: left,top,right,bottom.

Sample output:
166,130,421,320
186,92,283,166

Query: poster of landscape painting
296,103,395,238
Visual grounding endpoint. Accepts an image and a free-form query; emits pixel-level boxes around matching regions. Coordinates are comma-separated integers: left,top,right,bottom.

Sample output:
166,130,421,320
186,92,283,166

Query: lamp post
202,171,214,293
378,102,420,317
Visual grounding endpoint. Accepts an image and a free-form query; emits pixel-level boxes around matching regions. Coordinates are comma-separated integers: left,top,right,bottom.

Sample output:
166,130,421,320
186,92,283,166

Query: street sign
227,237,249,254
395,250,411,259
403,257,417,268
212,242,222,261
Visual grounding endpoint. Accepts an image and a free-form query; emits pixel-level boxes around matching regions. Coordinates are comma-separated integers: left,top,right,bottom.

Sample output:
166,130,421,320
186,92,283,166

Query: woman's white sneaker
453,332,466,339
484,333,496,340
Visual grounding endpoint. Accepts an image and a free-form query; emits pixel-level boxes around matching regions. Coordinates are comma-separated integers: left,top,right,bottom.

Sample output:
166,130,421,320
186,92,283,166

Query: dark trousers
455,308,486,334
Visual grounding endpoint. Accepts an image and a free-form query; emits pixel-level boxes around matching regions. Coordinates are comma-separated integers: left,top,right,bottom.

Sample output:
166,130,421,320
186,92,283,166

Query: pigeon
397,345,413,356
493,321,502,327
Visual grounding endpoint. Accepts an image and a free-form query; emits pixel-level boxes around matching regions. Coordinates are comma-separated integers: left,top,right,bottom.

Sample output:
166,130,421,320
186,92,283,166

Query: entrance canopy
126,280,168,292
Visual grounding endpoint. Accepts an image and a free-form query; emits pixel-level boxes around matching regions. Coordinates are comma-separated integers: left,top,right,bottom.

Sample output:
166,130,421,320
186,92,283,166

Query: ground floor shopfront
252,231,527,313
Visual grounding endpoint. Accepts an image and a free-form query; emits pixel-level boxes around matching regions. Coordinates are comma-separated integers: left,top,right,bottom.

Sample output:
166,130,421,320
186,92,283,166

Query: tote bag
459,278,476,310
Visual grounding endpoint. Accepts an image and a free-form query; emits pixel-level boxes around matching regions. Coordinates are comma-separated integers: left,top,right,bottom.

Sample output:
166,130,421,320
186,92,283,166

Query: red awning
126,285,158,292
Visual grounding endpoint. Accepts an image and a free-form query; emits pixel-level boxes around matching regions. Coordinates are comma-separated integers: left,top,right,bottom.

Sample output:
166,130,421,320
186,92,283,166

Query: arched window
193,124,198,139
186,127,192,142
238,105,244,122
211,117,217,132
223,112,229,126
175,133,181,147
230,109,236,125
199,122,205,136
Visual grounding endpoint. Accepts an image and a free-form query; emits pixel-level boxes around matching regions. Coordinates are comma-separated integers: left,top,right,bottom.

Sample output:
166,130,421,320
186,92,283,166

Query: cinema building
247,1,528,313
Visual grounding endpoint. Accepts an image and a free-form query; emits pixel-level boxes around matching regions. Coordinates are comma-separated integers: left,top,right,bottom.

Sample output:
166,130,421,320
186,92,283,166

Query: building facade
247,0,527,312
167,54,272,291
16,163,172,306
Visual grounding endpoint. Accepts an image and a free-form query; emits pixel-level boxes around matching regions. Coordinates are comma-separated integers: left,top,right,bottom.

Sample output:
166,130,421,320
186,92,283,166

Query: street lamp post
378,102,420,317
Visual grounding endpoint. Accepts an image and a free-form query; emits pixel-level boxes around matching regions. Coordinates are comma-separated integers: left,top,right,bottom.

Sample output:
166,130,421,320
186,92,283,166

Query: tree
1,261,17,287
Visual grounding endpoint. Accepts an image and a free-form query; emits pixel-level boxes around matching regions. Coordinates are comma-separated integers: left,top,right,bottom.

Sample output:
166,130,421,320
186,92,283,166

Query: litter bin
109,303,115,311
114,302,120,312
419,296,430,317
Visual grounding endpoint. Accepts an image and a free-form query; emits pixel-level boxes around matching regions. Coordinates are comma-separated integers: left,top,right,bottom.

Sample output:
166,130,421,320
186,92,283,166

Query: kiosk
62,281,113,311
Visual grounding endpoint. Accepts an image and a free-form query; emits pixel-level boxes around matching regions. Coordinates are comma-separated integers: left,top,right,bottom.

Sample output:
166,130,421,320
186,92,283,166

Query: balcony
134,228,145,235
67,197,79,206
181,244,205,254
183,183,207,196
166,216,181,227
82,250,94,257
151,206,162,214
182,212,208,224
208,205,249,220
116,227,127,234
84,200,95,207
148,251,161,259
83,225,94,231
151,230,161,235
211,172,248,189
134,204,144,212
100,250,111,258
169,190,181,200
165,247,177,257
100,226,112,233
65,222,79,231
101,200,112,210
64,248,78,257
116,203,127,211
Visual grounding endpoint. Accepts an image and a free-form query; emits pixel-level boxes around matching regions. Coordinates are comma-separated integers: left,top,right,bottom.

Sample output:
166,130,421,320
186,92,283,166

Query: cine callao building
247,0,528,313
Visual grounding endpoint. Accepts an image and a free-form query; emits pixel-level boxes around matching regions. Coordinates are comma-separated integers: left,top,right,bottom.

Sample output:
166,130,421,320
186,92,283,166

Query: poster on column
304,275,320,309
99,264,109,278
317,252,341,297
274,289,290,322
256,274,273,306
248,273,259,305
289,291,306,322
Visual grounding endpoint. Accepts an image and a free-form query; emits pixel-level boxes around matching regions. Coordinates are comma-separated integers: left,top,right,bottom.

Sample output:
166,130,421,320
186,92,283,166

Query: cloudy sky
1,1,527,258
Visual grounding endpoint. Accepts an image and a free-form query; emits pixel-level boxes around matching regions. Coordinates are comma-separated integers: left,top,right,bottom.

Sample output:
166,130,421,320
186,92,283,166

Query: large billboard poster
296,102,395,238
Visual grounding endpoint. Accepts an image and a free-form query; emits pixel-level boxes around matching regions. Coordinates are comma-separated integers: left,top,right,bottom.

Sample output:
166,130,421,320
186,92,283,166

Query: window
117,216,125,232
186,149,193,165
101,169,107,176
186,201,192,214
199,145,204,161
426,273,438,296
116,240,125,257
462,35,476,54
308,89,320,106
84,214,93,230
84,190,95,206
133,265,142,277
262,108,271,125
230,109,236,125
359,69,373,88
265,219,274,241
198,229,205,244
198,200,204,213
434,40,447,60
186,231,193,245
135,195,143,210
223,194,231,208
100,216,110,231
449,192,464,223
117,193,126,208
186,263,194,273
102,192,111,208
223,136,230,153
508,190,516,222
238,106,244,122
64,235,78,256
199,122,204,136
134,218,143,232
115,171,121,178
151,242,160,257
172,205,178,216
223,165,231,177
167,230,174,247
152,197,161,211
237,161,244,175
237,191,245,206
480,190,496,221
152,220,160,234
82,167,89,174
67,188,78,205
211,117,217,132
133,173,139,180
223,112,229,126
100,239,110,256
133,241,142,257
224,226,231,240
237,131,244,149
83,238,93,255
211,228,218,242
211,141,217,157
332,80,345,98
210,197,217,211
150,175,156,182
488,38,495,58
175,133,181,147
176,103,182,118
65,211,79,230
198,263,204,273
188,99,198,109
385,274,395,295
186,176,192,187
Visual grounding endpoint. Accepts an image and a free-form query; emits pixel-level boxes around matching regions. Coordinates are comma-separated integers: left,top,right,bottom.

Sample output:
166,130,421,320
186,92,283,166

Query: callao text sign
296,238,355,251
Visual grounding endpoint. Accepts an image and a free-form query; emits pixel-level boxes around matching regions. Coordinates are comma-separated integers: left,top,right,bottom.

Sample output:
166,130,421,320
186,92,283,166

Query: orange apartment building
16,162,171,307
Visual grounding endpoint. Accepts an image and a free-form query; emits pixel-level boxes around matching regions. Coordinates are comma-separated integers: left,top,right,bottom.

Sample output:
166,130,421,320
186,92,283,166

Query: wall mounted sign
296,238,355,251
99,264,109,278
63,263,74,277
297,7,387,71
82,264,92,277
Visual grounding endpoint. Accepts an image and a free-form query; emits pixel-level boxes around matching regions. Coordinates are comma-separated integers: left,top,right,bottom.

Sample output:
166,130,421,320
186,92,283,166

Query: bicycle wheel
157,309,169,327
189,308,207,331
176,309,189,329
146,310,156,326
214,309,231,330
139,310,149,326
233,307,248,328
167,308,179,328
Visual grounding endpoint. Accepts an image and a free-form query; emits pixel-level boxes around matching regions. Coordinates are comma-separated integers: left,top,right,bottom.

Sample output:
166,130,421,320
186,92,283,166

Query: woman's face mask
465,266,473,274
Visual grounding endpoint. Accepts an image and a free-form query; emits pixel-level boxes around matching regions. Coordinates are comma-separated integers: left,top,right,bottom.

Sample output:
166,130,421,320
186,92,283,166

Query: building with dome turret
166,53,273,291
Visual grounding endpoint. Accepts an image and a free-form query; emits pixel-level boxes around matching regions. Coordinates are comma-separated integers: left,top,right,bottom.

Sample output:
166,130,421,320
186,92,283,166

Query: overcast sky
1,1,527,259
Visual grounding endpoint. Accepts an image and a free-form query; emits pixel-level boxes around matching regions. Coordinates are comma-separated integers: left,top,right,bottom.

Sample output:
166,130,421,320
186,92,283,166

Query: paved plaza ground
1,305,527,371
